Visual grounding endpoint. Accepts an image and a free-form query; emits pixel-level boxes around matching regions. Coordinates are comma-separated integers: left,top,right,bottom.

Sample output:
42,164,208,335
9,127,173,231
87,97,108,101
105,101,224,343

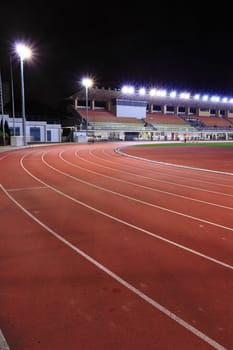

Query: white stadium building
69,84,233,142
1,83,233,145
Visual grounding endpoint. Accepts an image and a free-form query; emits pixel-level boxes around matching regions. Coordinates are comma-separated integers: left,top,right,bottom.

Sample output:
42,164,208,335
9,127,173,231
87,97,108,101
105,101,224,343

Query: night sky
1,2,233,115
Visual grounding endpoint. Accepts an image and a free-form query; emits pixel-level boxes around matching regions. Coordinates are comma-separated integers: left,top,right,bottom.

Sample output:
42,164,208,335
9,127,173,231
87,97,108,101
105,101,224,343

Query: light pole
15,43,31,146
82,77,93,139
0,69,5,146
10,55,15,136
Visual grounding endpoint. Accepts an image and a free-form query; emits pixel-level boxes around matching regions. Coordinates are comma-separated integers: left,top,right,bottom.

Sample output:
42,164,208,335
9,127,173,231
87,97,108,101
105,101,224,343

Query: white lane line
0,184,227,350
76,148,233,196
42,152,233,233
0,330,10,350
59,151,233,211
98,145,233,188
115,147,233,176
7,186,48,192
20,154,233,270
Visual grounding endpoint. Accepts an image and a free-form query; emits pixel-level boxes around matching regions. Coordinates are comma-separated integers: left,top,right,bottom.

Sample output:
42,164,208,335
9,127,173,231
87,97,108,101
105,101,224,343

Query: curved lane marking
93,145,233,188
115,147,233,176
41,152,233,233
76,148,233,196
58,151,233,211
19,152,233,270
0,184,227,350
0,330,10,350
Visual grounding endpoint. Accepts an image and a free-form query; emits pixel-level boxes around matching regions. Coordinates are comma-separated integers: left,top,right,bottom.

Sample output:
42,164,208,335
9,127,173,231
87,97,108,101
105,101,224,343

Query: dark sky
1,2,233,114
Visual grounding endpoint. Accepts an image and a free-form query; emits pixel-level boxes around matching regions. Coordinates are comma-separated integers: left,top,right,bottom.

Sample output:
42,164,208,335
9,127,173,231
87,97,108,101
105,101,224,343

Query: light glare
179,92,190,99
15,43,32,60
211,96,220,102
82,77,93,88
120,83,233,106
121,85,134,94
149,89,156,96
156,89,167,97
202,95,208,101
170,91,176,98
139,87,146,95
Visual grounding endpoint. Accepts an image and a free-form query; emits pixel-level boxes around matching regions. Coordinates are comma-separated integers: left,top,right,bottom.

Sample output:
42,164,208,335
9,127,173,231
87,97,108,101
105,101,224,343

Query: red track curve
0,142,232,350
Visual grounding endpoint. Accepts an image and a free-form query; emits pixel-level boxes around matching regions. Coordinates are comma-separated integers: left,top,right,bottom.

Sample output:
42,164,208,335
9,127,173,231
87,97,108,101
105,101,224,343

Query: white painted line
42,152,233,233
7,186,48,192
115,147,233,176
59,151,233,211
0,330,10,350
0,184,227,350
20,154,233,270
78,148,233,194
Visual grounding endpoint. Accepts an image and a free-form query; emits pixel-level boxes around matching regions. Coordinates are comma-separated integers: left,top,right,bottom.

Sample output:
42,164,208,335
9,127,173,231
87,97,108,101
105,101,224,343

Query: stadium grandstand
64,84,233,142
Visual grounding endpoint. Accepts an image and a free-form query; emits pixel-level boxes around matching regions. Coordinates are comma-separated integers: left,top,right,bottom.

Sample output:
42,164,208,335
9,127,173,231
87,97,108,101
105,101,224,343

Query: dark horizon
1,3,233,116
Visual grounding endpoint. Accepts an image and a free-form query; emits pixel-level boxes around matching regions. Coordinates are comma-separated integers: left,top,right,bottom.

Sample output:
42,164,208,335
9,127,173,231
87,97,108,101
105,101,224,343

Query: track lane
1,184,228,350
0,144,233,348
60,148,233,206
0,183,231,350
88,143,233,189
86,145,233,190
18,150,233,342
54,150,233,226
26,149,233,267
73,147,233,202
117,143,233,174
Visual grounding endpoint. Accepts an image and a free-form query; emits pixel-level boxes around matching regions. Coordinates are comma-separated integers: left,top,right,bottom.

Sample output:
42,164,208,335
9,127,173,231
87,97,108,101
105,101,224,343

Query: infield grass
134,141,233,147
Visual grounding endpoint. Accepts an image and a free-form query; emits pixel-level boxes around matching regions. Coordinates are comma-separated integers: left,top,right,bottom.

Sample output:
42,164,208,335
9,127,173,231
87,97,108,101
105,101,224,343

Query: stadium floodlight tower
82,77,93,138
15,42,32,146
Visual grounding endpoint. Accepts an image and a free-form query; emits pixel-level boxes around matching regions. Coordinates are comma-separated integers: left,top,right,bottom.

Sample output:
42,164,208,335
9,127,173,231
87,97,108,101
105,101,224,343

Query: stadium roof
70,86,233,110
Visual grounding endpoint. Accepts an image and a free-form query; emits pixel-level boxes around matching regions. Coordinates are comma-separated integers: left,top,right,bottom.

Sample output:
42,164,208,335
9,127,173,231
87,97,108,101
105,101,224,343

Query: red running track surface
0,142,232,350
120,144,233,173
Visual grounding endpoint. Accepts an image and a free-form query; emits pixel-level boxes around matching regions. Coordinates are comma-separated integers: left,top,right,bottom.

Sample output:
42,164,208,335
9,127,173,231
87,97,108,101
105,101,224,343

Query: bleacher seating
146,113,187,125
195,116,233,128
76,108,233,131
145,113,191,130
77,108,147,130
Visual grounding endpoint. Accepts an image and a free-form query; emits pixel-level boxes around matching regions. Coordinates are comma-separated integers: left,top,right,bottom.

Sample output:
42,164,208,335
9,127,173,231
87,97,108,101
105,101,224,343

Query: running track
0,142,232,350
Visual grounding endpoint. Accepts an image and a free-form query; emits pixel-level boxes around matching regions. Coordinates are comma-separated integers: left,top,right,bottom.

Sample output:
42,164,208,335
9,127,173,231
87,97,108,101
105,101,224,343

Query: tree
4,119,10,144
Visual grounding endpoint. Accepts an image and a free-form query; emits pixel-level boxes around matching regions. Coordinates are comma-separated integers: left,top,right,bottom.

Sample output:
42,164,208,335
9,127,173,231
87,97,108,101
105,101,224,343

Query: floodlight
121,85,135,94
16,43,32,60
179,92,190,99
149,89,156,96
170,91,177,98
82,77,93,89
82,77,93,138
211,96,220,102
156,89,167,97
139,88,146,95
15,42,32,145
